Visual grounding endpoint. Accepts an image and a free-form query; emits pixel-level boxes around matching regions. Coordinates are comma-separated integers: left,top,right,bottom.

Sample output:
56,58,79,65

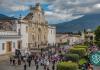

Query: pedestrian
52,64,55,70
10,56,12,65
34,56,38,66
36,63,39,70
18,58,21,65
47,67,49,70
44,64,46,70
12,57,15,66
27,56,32,67
24,62,27,70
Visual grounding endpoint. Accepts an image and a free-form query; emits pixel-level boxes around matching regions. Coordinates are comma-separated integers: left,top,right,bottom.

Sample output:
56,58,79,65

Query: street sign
89,51,100,66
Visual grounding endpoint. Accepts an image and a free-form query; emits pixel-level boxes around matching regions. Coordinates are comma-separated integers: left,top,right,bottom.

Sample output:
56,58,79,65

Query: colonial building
21,3,48,49
0,3,56,55
68,35,83,45
56,33,69,45
0,20,21,55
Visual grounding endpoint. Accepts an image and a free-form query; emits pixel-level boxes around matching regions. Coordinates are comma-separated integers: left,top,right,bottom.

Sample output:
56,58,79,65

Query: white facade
17,21,29,49
0,31,20,55
69,36,83,45
48,26,56,46
0,20,28,55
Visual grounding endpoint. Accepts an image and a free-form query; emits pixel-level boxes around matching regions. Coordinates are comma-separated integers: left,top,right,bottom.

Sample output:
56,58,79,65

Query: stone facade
22,3,48,49
0,3,56,55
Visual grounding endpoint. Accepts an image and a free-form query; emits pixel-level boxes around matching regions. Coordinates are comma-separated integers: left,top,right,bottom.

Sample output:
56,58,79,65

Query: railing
0,31,21,38
0,31,18,35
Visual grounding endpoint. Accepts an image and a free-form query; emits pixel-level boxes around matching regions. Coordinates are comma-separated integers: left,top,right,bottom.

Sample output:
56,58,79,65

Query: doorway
17,41,22,49
6,41,12,52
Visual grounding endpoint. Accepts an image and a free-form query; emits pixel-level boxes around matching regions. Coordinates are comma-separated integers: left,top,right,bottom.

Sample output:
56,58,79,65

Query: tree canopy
95,26,100,48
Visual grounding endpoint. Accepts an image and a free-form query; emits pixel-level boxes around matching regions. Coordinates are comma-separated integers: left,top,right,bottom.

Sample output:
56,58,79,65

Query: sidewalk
0,53,11,62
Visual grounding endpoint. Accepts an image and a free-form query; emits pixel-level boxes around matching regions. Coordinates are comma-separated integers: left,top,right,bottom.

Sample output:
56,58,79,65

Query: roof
23,13,33,20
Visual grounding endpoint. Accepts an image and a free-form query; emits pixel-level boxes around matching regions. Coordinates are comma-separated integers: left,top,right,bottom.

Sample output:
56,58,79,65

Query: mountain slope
0,14,16,20
55,14,100,33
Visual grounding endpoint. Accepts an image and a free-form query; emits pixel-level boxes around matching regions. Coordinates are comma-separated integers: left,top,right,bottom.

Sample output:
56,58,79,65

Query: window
18,29,21,35
51,30,52,34
13,42,15,48
2,43,5,50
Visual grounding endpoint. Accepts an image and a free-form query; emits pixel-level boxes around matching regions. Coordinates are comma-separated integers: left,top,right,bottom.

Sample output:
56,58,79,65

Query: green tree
95,26,100,48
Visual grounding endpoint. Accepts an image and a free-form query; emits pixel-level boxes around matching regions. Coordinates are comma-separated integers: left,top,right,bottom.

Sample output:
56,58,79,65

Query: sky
0,0,100,24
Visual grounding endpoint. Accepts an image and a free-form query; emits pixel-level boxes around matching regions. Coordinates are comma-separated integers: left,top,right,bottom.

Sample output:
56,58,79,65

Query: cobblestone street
0,59,53,70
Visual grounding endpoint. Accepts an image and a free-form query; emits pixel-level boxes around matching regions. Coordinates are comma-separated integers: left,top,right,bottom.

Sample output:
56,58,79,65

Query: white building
17,20,29,49
69,35,83,45
0,20,21,55
48,25,56,46
0,4,57,55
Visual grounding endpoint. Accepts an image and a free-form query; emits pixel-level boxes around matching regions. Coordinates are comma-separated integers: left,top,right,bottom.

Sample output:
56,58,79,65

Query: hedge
74,45,88,49
57,62,78,70
94,41,100,48
69,48,86,57
64,54,79,62
74,45,88,52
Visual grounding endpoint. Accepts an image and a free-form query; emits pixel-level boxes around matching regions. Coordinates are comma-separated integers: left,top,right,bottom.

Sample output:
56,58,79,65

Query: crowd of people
9,48,62,70
9,45,95,70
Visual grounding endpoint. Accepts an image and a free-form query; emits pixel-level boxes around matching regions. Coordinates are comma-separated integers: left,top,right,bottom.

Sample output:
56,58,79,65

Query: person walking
12,57,15,66
10,56,13,65
36,62,39,70
52,64,55,70
24,62,27,70
27,56,32,67
46,59,50,70
18,58,21,65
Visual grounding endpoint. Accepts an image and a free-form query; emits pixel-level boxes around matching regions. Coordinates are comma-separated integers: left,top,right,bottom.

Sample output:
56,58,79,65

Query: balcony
0,31,21,39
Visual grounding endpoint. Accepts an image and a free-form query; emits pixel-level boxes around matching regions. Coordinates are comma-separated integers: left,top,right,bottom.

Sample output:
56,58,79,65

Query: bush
79,58,87,65
64,54,79,62
74,45,88,52
57,62,78,70
94,41,100,48
74,45,88,49
69,48,86,57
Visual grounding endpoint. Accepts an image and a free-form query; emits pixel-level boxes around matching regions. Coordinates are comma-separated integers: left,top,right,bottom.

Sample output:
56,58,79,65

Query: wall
17,23,28,49
0,38,20,55
48,26,56,46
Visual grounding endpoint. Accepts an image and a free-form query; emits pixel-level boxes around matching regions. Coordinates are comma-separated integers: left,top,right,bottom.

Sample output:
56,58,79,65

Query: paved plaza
0,59,54,70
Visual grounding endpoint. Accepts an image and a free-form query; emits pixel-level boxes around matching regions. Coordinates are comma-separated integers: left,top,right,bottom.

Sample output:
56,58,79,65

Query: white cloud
45,11,84,23
45,11,71,20
94,4,100,9
11,5,29,11
1,0,100,24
